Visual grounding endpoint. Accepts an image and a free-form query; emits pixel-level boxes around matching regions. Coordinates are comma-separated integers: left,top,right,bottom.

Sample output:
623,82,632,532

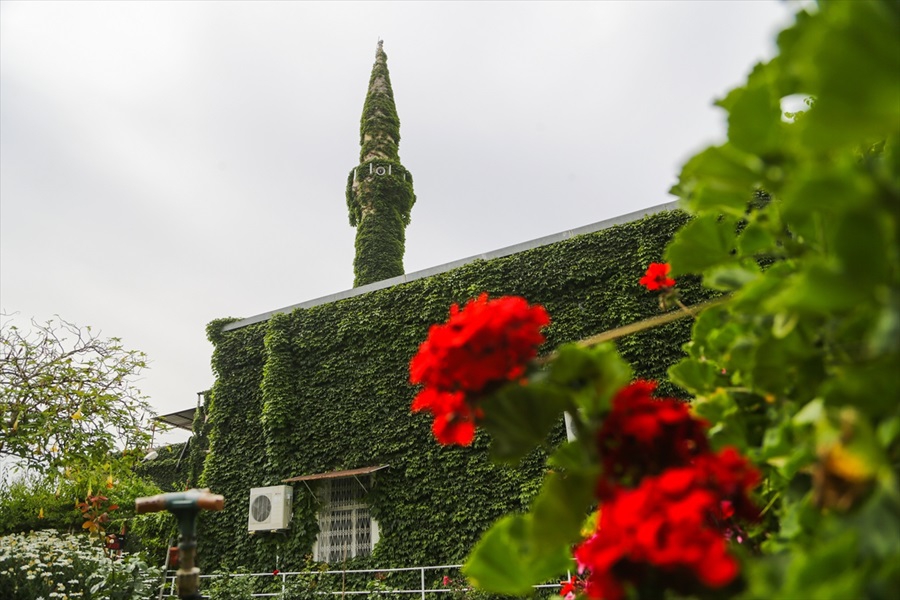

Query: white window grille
314,477,379,562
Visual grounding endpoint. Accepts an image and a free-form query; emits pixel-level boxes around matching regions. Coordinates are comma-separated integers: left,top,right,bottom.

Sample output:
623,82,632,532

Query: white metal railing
159,564,567,599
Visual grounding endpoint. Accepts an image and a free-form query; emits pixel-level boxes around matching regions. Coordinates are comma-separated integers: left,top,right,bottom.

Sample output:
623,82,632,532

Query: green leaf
668,358,720,395
767,261,868,313
464,454,595,595
793,398,824,426
463,514,571,596
673,145,764,216
737,218,777,256
782,529,863,598
665,213,739,275
532,469,596,549
717,62,784,155
832,209,890,287
548,440,590,471
545,343,631,420
481,383,567,464
783,0,900,150
690,389,749,451
703,263,761,291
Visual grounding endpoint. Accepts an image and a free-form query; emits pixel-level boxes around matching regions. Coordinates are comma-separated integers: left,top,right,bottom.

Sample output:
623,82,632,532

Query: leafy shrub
0,468,169,560
205,569,257,600
0,476,80,534
0,529,161,600
125,509,176,566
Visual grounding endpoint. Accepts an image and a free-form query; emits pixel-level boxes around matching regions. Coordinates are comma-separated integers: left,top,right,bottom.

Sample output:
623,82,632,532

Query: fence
159,564,568,599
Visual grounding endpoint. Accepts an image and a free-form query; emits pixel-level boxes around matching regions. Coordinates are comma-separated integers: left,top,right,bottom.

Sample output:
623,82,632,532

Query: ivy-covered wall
135,443,189,493
198,209,712,573
137,399,209,493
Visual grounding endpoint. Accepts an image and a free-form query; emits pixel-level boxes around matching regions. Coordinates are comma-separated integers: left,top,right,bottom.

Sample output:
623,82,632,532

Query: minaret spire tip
346,41,415,287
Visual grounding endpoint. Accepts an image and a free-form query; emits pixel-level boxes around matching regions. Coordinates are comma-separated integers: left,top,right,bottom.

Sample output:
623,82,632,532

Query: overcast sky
1,1,801,445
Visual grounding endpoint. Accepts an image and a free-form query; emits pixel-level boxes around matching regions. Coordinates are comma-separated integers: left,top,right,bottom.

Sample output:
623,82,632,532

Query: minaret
346,40,416,287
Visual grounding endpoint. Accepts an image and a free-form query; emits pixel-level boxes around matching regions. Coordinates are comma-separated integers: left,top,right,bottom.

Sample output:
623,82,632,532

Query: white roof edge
221,201,680,332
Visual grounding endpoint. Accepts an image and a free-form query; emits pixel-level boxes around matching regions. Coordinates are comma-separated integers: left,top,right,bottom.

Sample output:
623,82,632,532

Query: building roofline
222,200,680,332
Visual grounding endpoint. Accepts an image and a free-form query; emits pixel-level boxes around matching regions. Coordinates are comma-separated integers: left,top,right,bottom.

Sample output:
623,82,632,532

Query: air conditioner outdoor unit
248,485,293,532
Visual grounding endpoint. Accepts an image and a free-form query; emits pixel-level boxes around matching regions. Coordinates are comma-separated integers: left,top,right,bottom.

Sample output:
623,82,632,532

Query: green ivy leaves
666,1,900,596
200,212,698,575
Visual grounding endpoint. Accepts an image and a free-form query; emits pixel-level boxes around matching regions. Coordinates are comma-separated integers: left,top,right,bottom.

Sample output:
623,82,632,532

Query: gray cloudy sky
1,1,800,444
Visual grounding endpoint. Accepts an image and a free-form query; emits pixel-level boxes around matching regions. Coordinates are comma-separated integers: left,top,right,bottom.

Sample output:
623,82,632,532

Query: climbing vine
347,44,416,287
197,210,714,574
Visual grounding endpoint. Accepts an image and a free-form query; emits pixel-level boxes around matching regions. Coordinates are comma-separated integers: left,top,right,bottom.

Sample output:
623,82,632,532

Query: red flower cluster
560,575,585,599
410,389,477,446
576,452,758,599
575,381,760,599
639,262,676,291
595,381,710,498
409,294,550,445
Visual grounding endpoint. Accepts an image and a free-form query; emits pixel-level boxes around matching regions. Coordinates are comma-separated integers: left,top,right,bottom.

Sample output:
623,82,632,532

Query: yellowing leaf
824,443,874,484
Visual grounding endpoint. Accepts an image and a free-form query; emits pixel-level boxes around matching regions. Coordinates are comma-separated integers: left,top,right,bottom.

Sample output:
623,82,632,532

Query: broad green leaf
546,343,631,420
668,358,720,395
783,0,900,150
732,261,796,308
782,530,862,598
686,303,731,359
737,217,778,256
760,418,794,460
481,383,568,463
867,301,900,357
767,261,868,313
782,167,874,227
674,145,764,216
717,62,784,155
822,362,900,419
548,440,591,471
465,463,595,594
833,209,890,287
463,515,535,595
877,416,900,448
532,469,596,549
846,485,900,561
704,263,761,291
793,398,824,426
665,213,740,275
463,514,571,596
691,389,749,451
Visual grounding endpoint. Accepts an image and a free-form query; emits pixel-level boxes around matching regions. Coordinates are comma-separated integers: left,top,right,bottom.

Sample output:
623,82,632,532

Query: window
314,477,379,562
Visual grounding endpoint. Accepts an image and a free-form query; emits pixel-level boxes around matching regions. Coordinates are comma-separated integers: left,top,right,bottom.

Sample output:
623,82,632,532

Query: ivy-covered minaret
346,40,416,287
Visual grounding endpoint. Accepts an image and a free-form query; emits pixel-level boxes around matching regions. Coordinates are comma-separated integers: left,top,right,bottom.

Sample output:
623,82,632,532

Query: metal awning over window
282,465,388,484
155,407,197,432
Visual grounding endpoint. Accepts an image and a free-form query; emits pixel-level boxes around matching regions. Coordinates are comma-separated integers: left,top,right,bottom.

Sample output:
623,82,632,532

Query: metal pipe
136,489,225,599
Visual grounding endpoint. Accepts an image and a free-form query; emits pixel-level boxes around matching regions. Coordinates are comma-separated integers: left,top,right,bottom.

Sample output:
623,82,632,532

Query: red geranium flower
410,294,549,445
639,262,676,291
576,456,757,599
410,294,549,394
595,381,709,498
559,575,584,598
411,388,478,445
